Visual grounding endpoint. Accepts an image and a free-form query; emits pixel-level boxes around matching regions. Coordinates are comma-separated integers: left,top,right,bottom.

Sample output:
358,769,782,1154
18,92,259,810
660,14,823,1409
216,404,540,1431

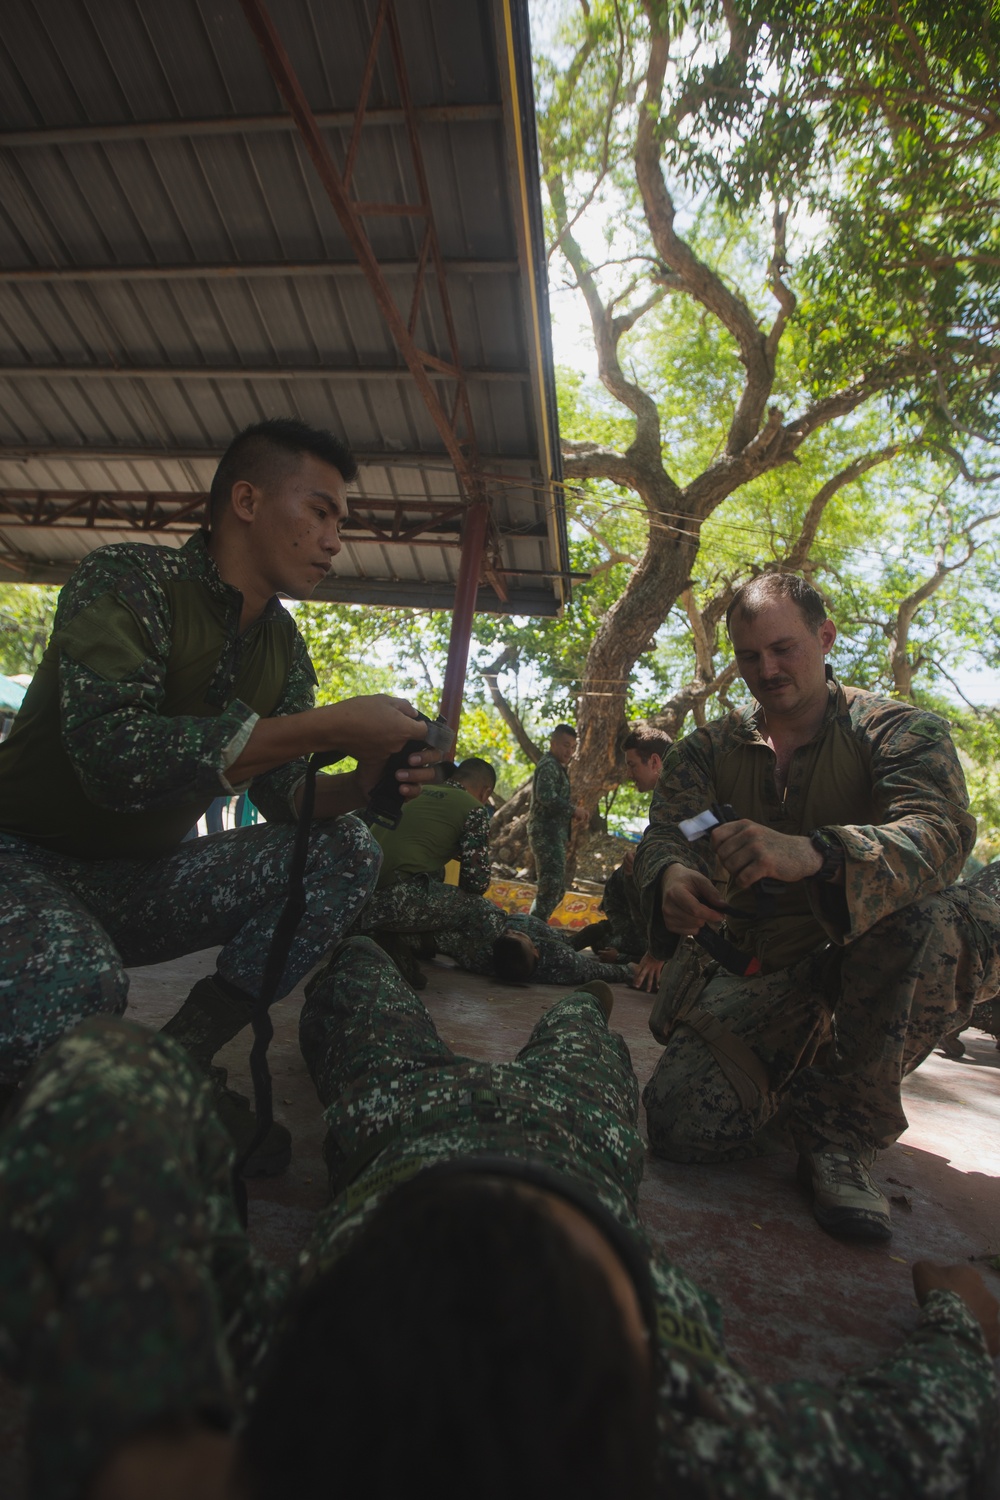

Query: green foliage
654,0,1000,434
0,586,59,676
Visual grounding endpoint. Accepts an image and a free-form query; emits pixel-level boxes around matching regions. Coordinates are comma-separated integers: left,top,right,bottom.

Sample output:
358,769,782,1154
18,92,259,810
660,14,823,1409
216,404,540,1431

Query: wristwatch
808,830,845,883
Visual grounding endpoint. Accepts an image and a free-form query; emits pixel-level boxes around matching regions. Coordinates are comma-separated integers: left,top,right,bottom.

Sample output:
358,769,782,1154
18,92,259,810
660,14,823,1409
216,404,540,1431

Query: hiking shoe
797,1147,891,1242
211,1068,292,1179
939,1028,966,1060
579,980,615,1021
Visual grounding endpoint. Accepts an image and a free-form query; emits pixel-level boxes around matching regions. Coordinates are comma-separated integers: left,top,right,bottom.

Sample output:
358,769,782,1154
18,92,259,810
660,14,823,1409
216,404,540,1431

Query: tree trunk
489,777,533,871
570,518,701,818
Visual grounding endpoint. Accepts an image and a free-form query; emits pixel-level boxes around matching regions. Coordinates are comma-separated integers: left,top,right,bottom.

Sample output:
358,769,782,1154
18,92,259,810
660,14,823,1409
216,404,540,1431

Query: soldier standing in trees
528,724,588,922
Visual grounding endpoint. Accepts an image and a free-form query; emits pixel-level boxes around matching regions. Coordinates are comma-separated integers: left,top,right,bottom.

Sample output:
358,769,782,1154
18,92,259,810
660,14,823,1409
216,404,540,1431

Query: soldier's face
624,748,661,793
550,733,576,765
246,455,349,600
729,600,836,721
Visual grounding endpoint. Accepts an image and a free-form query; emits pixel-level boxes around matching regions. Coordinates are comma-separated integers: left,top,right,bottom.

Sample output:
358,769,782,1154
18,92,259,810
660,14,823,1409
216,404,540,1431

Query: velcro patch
55,594,153,682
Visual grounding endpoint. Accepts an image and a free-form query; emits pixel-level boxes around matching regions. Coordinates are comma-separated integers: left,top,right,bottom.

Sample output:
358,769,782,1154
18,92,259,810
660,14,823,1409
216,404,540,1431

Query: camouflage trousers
528,824,567,923
352,871,488,938
0,815,379,1084
431,907,633,987
643,883,1000,1161
299,937,643,1212
573,862,645,959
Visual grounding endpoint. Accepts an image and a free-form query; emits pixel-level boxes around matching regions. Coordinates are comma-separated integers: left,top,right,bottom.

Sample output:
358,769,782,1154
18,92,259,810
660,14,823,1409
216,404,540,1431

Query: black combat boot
161,974,291,1177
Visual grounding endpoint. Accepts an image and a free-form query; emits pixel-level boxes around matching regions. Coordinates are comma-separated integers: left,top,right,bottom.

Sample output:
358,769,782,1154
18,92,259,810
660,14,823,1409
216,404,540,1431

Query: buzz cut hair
621,726,671,762
209,418,358,527
552,724,577,739
726,573,828,635
455,757,497,789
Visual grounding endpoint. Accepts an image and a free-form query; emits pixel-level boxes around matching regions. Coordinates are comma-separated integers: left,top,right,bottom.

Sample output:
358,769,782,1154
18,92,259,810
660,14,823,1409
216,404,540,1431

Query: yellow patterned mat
485,879,602,930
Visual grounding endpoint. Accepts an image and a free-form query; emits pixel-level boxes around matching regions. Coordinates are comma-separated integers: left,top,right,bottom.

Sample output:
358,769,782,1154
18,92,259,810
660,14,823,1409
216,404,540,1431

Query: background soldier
0,419,440,1172
528,724,588,922
636,573,1000,1242
351,757,496,985
572,726,671,991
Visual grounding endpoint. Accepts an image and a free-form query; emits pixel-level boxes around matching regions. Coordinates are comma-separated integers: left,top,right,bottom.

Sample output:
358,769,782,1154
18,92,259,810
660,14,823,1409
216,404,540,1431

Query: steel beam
237,0,483,500
439,501,491,729
0,365,525,383
0,444,534,465
0,259,518,285
0,105,501,150
0,489,549,543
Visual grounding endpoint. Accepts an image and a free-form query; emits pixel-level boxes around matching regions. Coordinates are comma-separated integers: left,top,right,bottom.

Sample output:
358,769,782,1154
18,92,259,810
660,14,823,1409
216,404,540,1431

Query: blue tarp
0,675,26,711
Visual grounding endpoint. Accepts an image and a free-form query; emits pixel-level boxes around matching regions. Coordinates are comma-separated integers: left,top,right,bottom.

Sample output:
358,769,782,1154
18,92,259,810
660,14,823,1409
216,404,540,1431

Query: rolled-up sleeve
819,707,976,943
246,634,316,825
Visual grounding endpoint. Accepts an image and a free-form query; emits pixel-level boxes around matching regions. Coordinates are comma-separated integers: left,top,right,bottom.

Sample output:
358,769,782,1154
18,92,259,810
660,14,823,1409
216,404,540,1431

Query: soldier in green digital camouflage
351,757,496,984
528,724,588,922
435,905,633,986
635,573,1000,1243
0,418,442,1172
0,938,997,1500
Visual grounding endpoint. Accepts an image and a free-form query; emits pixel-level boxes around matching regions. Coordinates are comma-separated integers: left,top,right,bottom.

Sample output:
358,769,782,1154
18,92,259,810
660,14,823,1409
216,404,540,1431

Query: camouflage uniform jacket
0,1019,996,1500
635,680,976,972
304,1072,1000,1500
528,752,573,836
0,531,317,859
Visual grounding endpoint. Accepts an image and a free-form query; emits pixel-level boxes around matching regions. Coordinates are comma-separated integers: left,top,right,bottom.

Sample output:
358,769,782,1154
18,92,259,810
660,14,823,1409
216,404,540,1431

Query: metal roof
0,0,569,615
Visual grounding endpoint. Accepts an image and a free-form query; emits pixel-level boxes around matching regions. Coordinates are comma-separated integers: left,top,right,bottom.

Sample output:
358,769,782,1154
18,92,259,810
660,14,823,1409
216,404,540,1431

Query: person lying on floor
0,937,997,1500
434,906,634,987
356,877,634,988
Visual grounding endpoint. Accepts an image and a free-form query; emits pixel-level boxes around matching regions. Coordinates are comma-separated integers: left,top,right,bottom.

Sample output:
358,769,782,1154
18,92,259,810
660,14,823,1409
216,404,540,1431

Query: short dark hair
241,1176,655,1500
492,932,538,983
552,723,577,739
726,573,828,634
455,756,497,789
209,418,358,526
621,726,671,762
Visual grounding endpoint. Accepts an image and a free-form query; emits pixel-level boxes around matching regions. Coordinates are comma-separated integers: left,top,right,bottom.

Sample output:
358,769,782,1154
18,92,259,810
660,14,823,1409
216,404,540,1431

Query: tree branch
480,647,542,762
636,2,777,454
783,444,902,571
560,443,640,488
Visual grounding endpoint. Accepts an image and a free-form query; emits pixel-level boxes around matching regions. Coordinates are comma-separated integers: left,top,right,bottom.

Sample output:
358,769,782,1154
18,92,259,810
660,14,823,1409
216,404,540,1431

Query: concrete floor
2,945,999,1493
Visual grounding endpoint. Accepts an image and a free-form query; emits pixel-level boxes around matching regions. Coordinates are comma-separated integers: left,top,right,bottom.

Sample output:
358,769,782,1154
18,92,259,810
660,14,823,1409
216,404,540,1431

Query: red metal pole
439,501,490,731
236,0,482,501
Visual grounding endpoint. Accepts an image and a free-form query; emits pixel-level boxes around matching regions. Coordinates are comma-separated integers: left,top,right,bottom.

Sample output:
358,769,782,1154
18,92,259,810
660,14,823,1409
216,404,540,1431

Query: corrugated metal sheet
0,0,568,614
